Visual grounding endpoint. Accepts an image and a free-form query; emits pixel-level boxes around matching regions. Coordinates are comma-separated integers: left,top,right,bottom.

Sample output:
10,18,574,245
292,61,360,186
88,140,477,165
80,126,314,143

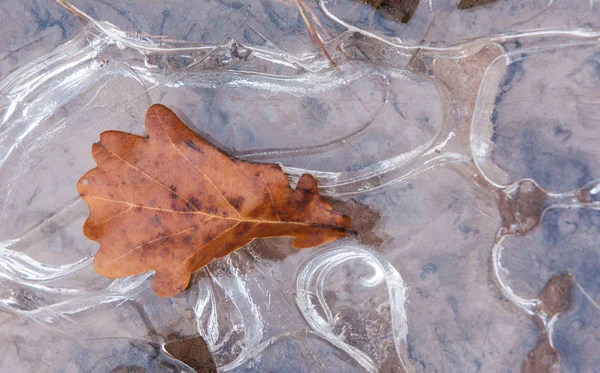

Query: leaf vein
89,205,133,227
101,144,200,213
154,112,241,218
101,217,215,266
83,196,319,227
176,221,247,275
258,169,281,222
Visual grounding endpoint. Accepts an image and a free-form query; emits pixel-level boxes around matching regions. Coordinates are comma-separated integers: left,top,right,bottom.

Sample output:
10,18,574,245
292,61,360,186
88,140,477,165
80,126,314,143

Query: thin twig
295,0,348,83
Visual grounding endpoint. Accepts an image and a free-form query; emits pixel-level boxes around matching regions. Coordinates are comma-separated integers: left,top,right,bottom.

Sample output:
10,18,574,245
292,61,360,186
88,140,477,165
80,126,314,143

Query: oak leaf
78,104,350,297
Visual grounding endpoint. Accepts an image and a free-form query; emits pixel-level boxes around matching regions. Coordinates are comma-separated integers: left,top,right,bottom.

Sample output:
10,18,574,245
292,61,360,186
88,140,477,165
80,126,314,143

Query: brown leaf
78,104,350,297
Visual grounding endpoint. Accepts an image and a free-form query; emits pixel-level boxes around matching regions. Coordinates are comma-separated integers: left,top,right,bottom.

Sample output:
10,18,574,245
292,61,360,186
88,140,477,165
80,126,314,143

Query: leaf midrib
85,195,320,227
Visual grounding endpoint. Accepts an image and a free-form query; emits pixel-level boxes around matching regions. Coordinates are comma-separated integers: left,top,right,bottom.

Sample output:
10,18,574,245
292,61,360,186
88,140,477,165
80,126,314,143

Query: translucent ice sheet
1,0,599,372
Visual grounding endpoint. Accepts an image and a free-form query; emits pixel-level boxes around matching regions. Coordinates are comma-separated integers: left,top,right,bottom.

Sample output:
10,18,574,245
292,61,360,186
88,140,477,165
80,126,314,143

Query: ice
1,0,599,371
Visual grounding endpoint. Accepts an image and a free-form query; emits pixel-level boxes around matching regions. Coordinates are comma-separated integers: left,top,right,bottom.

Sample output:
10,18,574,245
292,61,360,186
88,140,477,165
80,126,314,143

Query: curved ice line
491,200,600,316
236,89,389,160
471,41,600,191
55,0,327,73
0,250,93,283
278,71,465,196
283,151,469,196
319,0,600,56
1,26,460,200
295,246,409,373
0,32,103,124
491,236,538,316
0,272,152,318
193,258,264,370
51,0,600,69
55,0,251,53
217,329,365,372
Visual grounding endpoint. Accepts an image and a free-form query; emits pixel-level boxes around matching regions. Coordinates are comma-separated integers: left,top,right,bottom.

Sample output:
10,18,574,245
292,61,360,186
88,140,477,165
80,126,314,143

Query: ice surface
1,0,599,372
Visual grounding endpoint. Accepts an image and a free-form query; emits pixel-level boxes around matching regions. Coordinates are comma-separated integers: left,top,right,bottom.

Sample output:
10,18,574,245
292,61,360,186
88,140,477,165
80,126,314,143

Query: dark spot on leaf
234,223,253,239
188,196,202,210
140,246,151,259
151,215,161,226
229,196,245,210
185,139,203,153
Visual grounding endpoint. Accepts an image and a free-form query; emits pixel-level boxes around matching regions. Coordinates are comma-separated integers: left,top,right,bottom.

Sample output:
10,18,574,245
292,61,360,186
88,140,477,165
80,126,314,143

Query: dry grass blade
295,0,349,82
